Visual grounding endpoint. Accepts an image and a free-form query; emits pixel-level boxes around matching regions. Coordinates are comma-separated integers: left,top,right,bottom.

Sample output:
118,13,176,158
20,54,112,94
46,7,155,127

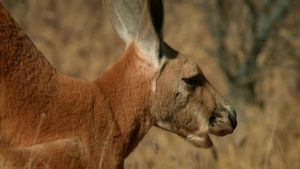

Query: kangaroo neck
95,44,155,157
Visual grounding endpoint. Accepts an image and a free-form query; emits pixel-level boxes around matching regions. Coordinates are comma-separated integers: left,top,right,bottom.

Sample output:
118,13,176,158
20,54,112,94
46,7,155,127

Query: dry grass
2,0,300,169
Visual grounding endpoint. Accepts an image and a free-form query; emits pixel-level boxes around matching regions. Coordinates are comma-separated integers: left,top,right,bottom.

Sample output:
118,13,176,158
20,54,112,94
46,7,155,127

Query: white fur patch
151,58,168,93
187,134,206,143
152,80,157,93
156,121,171,131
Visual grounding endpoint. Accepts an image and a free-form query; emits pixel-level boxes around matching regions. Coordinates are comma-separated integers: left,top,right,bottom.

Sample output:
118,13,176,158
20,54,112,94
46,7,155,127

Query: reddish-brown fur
0,1,237,168
0,4,152,168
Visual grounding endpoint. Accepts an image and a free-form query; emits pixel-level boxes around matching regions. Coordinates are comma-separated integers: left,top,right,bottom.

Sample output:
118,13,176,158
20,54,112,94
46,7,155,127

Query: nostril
228,113,237,129
223,105,237,129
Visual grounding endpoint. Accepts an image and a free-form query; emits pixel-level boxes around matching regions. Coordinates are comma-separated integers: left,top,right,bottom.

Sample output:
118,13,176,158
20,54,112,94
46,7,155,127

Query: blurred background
1,0,299,168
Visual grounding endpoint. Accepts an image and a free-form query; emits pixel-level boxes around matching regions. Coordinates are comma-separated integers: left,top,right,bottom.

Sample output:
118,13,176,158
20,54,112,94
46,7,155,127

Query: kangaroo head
151,45,237,147
105,0,237,148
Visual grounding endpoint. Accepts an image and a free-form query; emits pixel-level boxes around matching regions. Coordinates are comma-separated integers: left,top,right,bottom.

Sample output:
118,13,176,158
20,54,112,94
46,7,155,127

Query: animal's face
152,55,237,148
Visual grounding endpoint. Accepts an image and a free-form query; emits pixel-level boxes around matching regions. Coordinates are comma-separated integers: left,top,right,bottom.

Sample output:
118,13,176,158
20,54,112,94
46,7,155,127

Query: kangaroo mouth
186,133,213,148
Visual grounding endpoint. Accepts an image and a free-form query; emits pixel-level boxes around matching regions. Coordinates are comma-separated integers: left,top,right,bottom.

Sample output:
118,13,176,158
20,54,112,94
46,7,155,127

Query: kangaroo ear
148,0,178,60
104,0,161,66
148,0,164,41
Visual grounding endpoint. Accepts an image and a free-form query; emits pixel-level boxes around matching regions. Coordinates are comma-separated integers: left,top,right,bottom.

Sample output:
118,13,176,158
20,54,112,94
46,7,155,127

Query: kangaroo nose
228,109,237,129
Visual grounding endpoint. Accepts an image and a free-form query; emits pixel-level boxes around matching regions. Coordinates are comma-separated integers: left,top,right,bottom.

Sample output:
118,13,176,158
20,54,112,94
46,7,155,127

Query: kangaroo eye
182,74,206,86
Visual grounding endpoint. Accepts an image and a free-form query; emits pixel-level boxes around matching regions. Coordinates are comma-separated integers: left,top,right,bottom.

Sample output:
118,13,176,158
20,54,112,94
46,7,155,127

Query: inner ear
104,0,161,67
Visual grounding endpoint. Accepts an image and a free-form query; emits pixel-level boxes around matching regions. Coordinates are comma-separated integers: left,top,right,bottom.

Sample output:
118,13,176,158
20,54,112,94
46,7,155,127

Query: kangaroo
0,0,237,168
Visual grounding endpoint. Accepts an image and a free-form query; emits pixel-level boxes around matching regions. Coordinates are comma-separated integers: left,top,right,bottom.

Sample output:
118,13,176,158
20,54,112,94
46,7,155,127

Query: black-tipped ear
148,0,164,59
148,0,178,59
148,0,164,41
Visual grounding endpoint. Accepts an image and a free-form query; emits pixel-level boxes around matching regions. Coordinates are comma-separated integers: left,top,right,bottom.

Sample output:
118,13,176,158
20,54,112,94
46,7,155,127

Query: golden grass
2,0,299,169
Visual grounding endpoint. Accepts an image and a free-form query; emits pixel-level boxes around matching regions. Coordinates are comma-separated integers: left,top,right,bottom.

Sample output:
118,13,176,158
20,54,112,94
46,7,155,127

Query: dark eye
182,74,206,86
